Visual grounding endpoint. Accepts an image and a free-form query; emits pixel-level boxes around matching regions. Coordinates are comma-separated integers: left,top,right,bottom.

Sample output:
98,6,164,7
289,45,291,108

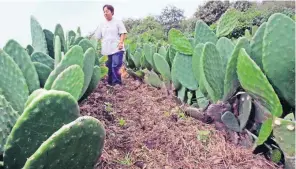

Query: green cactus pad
54,35,62,67
237,48,282,117
171,54,182,90
132,51,141,68
100,65,108,78
168,28,193,55
31,51,55,69
144,70,164,88
30,16,48,54
73,37,84,46
216,37,234,67
79,48,96,99
158,46,167,57
272,117,295,157
54,24,66,52
270,149,282,163
238,93,252,130
153,53,171,81
3,90,80,169
33,62,52,88
78,39,95,52
0,95,19,153
223,37,251,101
0,49,29,114
51,65,84,101
174,52,198,90
194,20,218,45
143,43,154,68
177,86,187,102
24,88,47,108
3,39,40,93
79,66,102,101
216,8,239,37
44,45,84,89
195,89,210,109
22,116,105,169
201,42,225,103
221,111,241,132
250,22,266,69
43,29,55,58
262,13,295,107
192,43,204,85
26,45,34,55
169,45,176,66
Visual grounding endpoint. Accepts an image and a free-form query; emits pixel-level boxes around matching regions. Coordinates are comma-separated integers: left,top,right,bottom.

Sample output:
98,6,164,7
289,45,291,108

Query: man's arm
118,20,127,49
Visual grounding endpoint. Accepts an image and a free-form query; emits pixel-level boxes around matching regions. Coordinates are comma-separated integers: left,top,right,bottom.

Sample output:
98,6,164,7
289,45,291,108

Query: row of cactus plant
124,9,295,169
0,16,107,169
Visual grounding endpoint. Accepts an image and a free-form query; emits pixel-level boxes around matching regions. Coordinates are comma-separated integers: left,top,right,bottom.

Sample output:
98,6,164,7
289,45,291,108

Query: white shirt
95,18,127,55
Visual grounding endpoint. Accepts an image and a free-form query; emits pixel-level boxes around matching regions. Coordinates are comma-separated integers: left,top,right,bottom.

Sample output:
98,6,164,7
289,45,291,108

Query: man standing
95,4,127,86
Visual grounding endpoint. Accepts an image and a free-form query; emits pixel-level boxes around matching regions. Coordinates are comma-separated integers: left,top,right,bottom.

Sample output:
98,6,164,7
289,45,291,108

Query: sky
0,0,214,48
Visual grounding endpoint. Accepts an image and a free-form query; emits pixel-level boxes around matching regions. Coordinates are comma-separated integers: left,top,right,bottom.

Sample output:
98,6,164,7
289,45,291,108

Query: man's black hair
103,4,114,15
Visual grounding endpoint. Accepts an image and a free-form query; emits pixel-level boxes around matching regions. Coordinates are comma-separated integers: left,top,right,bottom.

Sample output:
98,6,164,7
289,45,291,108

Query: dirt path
79,76,281,169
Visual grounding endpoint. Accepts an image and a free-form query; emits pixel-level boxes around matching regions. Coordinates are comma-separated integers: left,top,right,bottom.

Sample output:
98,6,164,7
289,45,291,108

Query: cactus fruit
237,48,282,117
31,51,55,69
3,39,40,93
79,48,96,99
54,24,66,52
238,93,252,130
216,8,239,37
0,49,29,114
54,35,62,67
43,29,55,58
272,116,295,169
250,22,266,69
22,116,105,169
44,45,84,89
30,16,48,54
223,37,251,101
51,65,84,101
221,111,241,132
216,37,234,68
79,66,102,101
194,20,218,45
153,53,171,81
0,95,19,153
33,62,52,88
3,90,80,169
168,28,193,55
262,13,295,108
173,52,198,90
201,42,225,103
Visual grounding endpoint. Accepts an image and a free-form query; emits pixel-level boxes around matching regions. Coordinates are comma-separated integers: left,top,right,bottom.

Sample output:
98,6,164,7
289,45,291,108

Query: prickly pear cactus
262,13,295,108
158,46,167,57
144,70,164,89
30,16,48,54
132,50,142,68
250,22,266,69
79,66,102,101
201,42,225,103
33,62,52,88
223,37,251,101
54,35,62,67
216,8,240,37
170,53,182,90
22,116,105,169
24,88,47,108
0,95,19,153
43,29,55,58
272,117,295,169
31,51,55,69
153,53,171,82
237,48,282,117
238,93,252,130
54,24,66,52
221,111,241,132
194,20,218,45
3,39,40,93
3,90,80,169
44,45,84,89
168,28,193,55
216,37,234,68
174,52,198,90
78,38,95,52
26,45,34,55
192,43,204,86
79,48,96,99
0,49,29,114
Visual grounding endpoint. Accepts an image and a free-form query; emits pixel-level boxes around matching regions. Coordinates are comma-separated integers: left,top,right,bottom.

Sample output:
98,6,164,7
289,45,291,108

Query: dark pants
106,51,124,85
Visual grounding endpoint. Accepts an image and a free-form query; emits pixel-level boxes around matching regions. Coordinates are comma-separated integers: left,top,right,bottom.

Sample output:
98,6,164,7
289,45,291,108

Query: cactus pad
3,39,40,93
30,16,48,54
43,29,55,58
194,20,218,45
168,28,193,55
54,24,66,52
216,8,239,37
158,46,167,57
238,93,252,130
250,22,266,69
216,37,234,67
153,53,171,81
3,90,80,169
144,70,164,88
33,62,52,88
22,116,105,169
51,65,84,101
44,45,84,89
79,66,102,101
54,35,62,67
0,49,29,114
174,52,198,90
192,43,205,86
31,51,55,69
201,42,225,103
78,39,95,52
221,111,241,132
262,13,295,107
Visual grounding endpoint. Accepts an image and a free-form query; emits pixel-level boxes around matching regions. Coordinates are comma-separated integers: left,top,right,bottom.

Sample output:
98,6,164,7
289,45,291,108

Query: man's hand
118,41,124,50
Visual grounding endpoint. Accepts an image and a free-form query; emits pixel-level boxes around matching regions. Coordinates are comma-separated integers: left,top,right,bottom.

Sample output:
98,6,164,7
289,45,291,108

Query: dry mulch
79,75,282,169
